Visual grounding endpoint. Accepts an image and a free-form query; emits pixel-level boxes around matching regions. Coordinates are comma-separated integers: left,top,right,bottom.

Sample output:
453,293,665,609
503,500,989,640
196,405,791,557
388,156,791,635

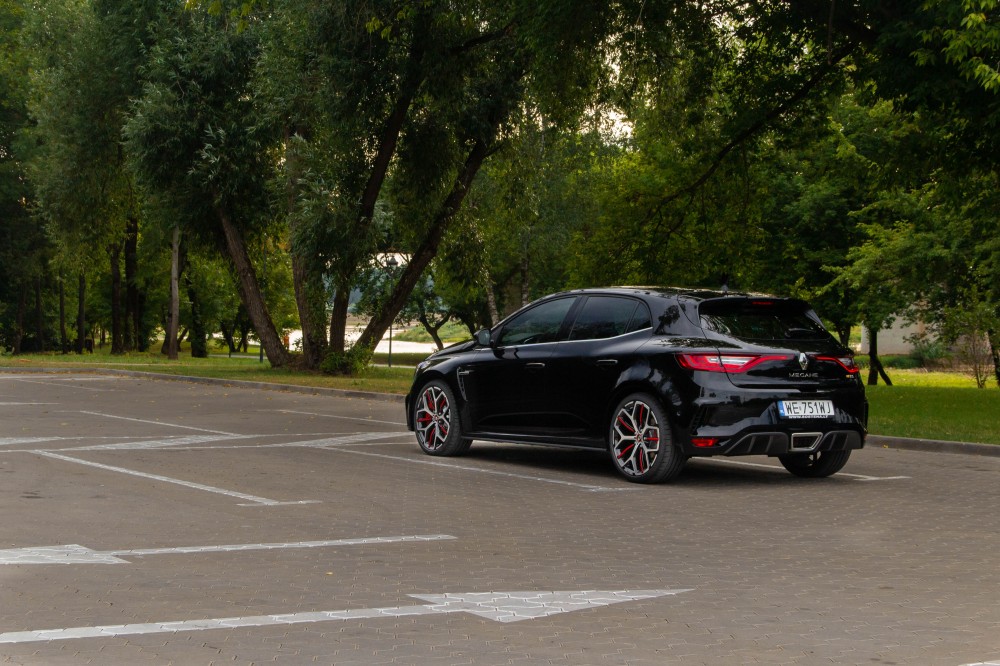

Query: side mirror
474,329,493,347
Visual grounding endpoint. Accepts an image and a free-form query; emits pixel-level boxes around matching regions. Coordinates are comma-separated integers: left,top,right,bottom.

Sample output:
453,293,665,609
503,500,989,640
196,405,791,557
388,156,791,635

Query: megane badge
798,352,809,370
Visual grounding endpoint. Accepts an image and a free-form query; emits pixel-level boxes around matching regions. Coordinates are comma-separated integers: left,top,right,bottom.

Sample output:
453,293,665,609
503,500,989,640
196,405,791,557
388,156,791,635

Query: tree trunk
185,271,208,358
285,128,329,370
988,329,1000,389
59,274,68,353
291,255,330,368
519,252,530,308
167,226,180,360
329,286,350,355
76,271,86,354
419,310,447,351
220,321,237,353
109,243,124,354
486,280,500,327
214,201,289,367
34,276,44,352
124,215,140,352
867,326,893,386
13,284,26,354
354,138,491,354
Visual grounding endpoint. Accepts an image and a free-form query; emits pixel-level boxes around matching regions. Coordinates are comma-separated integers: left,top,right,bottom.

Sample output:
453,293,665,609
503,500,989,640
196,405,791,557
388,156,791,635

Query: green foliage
394,320,469,344
916,0,1000,92
320,341,373,376
940,284,1000,388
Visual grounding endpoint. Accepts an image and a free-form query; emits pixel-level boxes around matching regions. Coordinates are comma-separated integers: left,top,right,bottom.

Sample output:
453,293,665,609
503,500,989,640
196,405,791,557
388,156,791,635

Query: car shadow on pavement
460,443,842,487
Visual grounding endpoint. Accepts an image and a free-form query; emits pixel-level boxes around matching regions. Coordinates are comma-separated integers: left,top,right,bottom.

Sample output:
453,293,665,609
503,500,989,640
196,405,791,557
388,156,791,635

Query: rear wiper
784,327,819,339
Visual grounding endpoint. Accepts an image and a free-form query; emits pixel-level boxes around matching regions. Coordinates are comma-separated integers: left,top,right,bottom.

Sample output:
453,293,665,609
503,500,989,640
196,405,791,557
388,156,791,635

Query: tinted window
699,300,829,341
569,296,643,341
497,298,575,346
626,302,653,333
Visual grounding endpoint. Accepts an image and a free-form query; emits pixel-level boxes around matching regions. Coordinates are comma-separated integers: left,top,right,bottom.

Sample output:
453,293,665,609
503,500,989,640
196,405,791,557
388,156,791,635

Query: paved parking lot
1,371,998,665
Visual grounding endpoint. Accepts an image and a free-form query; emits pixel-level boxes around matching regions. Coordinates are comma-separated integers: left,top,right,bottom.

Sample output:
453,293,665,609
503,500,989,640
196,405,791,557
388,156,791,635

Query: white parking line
696,457,909,481
0,437,68,447
76,410,239,436
326,447,636,492
33,451,316,506
71,434,247,451
278,409,407,427
11,378,116,392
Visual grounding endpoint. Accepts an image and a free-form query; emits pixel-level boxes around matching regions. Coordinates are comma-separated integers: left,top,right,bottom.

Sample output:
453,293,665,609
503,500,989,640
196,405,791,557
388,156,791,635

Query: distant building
858,319,931,355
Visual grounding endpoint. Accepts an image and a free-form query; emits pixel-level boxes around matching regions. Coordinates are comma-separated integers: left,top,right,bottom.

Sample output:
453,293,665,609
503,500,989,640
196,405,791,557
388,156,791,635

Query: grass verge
2,353,998,444
865,370,1000,445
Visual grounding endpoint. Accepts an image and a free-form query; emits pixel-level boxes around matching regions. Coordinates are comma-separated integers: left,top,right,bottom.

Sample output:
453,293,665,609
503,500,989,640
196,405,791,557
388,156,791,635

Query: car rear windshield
698,299,829,341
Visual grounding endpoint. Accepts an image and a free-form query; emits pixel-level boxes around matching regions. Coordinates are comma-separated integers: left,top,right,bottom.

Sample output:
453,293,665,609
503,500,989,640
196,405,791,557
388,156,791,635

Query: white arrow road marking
33,451,315,506
0,589,691,643
0,534,456,565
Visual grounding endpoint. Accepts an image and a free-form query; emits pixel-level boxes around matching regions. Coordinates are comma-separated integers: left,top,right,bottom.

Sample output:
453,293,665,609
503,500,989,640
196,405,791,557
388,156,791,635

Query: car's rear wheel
413,380,472,456
779,449,851,478
608,393,686,483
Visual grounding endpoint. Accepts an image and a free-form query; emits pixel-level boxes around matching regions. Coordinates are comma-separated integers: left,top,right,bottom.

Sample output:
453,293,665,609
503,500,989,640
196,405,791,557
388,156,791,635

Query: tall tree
124,6,291,366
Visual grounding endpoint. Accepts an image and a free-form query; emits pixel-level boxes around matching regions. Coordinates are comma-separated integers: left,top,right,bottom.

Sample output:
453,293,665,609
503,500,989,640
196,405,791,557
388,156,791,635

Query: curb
3,367,996,455
866,434,1000,457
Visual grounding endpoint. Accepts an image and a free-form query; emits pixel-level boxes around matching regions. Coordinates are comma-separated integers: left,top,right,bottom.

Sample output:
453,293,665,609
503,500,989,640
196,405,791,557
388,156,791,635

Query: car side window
626,301,652,333
569,296,647,341
496,298,575,346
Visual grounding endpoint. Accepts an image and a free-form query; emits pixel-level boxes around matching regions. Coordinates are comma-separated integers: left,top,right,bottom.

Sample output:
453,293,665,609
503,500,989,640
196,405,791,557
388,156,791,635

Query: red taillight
677,353,791,373
691,437,720,448
816,355,860,374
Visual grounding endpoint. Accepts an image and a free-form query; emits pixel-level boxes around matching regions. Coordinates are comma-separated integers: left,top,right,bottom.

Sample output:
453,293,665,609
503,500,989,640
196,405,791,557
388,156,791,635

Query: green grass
393,321,470,344
865,369,1000,444
0,348,416,395
3,351,998,444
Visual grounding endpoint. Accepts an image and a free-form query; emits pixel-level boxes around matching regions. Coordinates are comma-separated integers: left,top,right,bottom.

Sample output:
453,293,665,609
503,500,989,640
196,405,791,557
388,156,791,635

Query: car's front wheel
778,449,851,478
413,380,472,456
608,393,686,483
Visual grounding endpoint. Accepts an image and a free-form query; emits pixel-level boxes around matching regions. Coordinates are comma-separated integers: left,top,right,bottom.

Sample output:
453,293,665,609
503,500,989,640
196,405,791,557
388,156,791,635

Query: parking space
1,372,999,664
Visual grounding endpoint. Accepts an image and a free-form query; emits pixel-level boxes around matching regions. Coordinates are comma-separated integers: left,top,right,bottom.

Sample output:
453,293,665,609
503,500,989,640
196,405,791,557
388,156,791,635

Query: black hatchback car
405,287,867,483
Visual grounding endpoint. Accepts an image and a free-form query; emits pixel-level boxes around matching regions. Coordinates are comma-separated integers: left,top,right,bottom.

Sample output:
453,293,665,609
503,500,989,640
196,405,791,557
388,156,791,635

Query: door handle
525,362,546,370
597,359,618,367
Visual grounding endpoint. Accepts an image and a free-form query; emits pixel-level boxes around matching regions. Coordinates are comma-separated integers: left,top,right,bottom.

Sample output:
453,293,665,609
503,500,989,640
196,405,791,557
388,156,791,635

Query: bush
906,332,950,367
321,343,372,375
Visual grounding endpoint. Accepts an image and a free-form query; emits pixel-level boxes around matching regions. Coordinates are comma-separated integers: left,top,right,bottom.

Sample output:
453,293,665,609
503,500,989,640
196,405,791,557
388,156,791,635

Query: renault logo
798,353,809,370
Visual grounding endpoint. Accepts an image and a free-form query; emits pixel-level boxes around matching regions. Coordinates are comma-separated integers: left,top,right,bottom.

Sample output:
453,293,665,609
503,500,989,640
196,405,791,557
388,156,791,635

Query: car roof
544,286,779,303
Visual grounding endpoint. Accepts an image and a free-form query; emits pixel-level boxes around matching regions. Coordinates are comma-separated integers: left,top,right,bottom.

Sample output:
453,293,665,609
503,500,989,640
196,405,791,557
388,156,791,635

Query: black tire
608,393,686,483
412,380,472,456
779,449,852,478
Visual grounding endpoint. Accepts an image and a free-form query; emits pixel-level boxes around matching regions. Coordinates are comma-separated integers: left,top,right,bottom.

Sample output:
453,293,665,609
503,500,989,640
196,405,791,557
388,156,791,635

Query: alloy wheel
415,384,452,452
611,398,661,477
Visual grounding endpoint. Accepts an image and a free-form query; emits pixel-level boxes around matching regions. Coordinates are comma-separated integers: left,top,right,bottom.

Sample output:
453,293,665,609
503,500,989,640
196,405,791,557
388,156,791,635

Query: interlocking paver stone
1,371,999,664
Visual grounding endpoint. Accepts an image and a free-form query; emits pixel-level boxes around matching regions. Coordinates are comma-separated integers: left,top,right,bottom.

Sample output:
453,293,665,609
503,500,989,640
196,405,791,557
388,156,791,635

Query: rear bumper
673,382,867,457
681,428,865,457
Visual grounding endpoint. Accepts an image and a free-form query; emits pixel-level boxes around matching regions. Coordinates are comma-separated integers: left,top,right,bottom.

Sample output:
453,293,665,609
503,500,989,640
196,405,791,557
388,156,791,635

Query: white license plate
778,399,834,419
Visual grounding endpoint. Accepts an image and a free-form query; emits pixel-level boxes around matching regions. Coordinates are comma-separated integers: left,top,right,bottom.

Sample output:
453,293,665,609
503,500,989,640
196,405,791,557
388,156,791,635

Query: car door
545,296,654,445
461,296,577,437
